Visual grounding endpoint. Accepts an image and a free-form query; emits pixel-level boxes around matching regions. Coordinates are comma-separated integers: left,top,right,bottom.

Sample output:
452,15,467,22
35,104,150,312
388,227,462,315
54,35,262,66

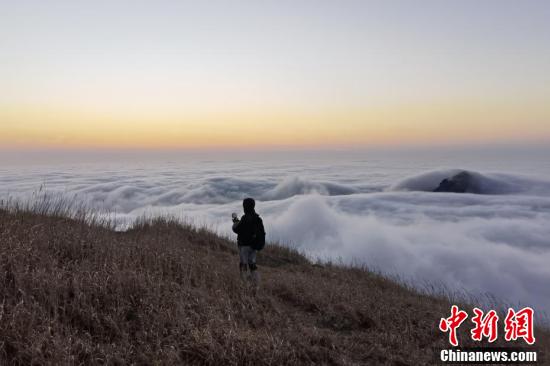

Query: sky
1,0,549,150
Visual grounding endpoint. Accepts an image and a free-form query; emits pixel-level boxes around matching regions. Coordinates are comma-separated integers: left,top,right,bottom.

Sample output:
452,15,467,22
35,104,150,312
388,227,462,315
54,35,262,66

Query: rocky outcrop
434,171,481,193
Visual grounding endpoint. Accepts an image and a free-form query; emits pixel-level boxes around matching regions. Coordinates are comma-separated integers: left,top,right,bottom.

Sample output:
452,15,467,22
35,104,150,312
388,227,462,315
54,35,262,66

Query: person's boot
249,263,260,290
239,263,249,281
250,268,260,291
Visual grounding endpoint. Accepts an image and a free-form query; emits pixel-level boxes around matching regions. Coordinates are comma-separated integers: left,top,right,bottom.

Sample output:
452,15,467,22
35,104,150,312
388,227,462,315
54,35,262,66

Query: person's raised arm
232,214,241,234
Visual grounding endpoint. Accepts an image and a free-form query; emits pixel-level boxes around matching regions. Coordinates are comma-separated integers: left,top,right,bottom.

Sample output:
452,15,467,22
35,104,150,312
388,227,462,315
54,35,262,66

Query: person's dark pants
239,246,259,284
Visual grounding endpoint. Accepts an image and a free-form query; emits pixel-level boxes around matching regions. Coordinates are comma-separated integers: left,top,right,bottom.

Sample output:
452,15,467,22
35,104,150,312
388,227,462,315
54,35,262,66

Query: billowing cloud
267,193,550,318
1,165,550,319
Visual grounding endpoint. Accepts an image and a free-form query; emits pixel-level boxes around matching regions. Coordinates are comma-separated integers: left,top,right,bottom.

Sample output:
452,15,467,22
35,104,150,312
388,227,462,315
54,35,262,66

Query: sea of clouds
1,151,549,318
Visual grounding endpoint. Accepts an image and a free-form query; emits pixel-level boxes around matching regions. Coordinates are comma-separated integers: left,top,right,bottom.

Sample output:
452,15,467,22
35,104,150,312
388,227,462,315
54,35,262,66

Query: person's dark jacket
232,211,264,247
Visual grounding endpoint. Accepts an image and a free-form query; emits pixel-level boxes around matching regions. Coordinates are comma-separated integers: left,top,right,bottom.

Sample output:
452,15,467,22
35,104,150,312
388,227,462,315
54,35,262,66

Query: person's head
243,197,255,214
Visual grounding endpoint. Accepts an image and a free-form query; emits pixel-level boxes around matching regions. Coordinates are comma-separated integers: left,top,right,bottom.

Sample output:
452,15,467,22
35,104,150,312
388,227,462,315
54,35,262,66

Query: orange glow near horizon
2,1,550,151
1,99,549,150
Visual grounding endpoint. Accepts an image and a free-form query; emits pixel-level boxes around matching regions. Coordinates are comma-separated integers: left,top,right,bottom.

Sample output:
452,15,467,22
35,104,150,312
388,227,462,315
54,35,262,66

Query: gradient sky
1,0,549,150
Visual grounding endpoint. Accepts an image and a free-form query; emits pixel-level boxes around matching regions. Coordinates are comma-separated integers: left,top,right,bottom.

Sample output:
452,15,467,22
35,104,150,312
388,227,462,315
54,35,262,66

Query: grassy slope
0,209,548,365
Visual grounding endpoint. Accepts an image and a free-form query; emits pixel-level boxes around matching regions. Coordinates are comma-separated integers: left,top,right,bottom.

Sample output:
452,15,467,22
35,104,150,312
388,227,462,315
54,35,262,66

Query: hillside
0,208,547,365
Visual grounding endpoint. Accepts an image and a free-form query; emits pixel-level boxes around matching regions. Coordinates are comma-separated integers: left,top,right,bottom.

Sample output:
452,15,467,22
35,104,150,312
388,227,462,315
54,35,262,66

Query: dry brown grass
0,207,548,365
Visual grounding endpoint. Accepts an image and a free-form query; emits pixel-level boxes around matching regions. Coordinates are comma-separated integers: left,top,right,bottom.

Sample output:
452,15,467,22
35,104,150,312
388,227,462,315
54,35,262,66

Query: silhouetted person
232,198,265,286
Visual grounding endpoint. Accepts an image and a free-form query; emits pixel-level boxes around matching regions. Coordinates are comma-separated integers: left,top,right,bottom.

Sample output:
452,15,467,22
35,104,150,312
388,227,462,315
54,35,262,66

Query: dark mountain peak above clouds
434,171,480,194
392,168,550,196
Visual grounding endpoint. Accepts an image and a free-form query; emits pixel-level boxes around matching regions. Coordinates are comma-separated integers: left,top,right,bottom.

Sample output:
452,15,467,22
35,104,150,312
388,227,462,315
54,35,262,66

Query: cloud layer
1,161,550,318
268,193,550,316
